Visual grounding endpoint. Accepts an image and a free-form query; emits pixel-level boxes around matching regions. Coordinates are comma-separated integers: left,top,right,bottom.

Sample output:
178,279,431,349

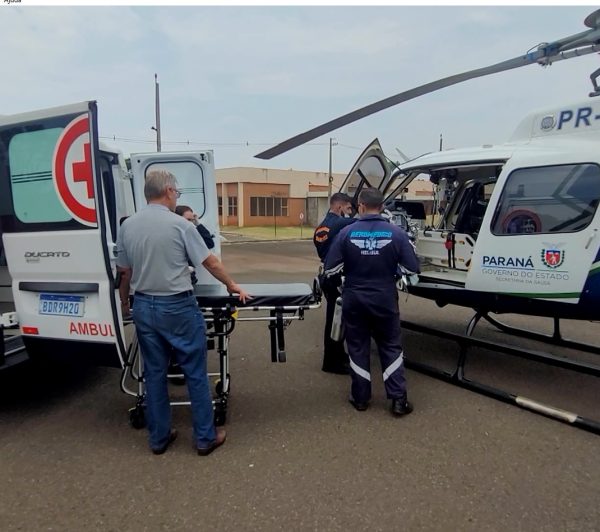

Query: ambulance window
145,161,205,217
492,163,600,235
8,129,72,223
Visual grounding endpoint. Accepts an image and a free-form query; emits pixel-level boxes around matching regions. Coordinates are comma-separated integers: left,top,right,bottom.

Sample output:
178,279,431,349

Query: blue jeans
132,292,216,450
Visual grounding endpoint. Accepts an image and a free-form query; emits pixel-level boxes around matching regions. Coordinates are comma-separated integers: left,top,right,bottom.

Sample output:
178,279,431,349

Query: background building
215,167,433,227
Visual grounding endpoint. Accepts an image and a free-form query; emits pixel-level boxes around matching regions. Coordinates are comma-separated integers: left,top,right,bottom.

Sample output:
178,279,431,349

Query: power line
99,135,332,148
337,143,362,151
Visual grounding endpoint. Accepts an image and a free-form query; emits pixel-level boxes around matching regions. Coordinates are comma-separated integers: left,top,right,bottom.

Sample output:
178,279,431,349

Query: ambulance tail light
21,326,39,335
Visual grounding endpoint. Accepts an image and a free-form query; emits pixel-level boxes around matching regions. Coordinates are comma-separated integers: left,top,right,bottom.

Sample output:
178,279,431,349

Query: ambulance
0,101,222,369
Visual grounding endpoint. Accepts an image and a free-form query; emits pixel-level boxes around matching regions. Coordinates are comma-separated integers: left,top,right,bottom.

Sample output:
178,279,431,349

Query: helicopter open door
417,175,498,277
129,151,221,286
340,139,393,205
0,102,127,367
466,159,600,303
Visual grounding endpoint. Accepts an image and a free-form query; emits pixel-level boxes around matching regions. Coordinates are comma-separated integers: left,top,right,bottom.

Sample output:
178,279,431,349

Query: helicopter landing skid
401,320,600,436
467,312,600,356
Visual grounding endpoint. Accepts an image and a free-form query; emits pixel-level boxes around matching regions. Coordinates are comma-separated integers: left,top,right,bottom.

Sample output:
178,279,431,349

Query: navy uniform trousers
342,290,407,403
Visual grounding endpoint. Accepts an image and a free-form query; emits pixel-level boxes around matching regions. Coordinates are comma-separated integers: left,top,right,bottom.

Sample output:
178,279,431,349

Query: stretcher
0,312,27,370
120,282,321,428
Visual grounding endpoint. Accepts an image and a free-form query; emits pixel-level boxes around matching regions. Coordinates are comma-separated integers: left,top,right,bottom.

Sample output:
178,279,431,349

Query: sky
1,4,599,174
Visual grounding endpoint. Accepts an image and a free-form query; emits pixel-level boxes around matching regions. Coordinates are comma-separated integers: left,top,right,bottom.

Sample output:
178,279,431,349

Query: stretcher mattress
194,283,315,308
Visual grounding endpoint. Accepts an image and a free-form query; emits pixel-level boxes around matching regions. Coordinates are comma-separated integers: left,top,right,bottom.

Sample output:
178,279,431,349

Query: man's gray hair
144,169,178,200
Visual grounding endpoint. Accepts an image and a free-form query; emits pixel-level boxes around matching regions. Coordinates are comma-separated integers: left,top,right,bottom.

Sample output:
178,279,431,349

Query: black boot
349,396,369,411
391,398,413,417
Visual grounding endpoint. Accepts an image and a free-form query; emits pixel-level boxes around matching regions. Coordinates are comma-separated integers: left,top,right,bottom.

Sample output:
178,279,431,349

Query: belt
134,290,194,299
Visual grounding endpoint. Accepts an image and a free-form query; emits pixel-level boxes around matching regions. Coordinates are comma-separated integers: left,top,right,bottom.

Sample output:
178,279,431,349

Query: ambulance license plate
39,294,85,317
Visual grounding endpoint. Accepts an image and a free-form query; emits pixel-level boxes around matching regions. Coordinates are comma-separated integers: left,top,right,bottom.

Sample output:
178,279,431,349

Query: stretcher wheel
215,374,231,396
214,408,227,426
129,405,146,430
278,350,286,363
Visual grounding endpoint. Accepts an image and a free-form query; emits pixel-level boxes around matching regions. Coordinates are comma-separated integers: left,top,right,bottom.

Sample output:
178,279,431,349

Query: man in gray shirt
117,169,249,456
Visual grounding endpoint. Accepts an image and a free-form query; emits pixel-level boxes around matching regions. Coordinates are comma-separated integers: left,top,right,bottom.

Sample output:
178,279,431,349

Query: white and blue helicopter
257,9,600,433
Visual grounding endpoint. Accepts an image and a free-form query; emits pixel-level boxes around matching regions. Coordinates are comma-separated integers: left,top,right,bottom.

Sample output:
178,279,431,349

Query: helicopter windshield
491,163,600,235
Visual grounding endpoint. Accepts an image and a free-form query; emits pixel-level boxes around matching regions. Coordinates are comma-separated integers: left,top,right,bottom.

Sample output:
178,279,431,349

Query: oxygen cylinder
330,297,344,341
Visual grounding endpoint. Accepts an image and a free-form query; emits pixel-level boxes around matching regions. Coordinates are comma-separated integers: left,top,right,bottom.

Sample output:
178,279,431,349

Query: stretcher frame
119,283,321,428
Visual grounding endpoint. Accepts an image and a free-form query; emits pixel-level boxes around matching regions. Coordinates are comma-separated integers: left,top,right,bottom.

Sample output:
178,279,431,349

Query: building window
218,196,222,216
228,196,238,216
250,196,288,217
491,163,600,235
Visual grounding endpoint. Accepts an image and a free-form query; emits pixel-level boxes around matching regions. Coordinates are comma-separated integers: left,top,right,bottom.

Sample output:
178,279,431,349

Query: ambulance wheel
214,408,227,426
129,406,146,429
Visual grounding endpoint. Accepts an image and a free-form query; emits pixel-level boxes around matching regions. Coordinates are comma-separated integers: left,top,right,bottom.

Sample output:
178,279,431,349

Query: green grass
221,225,315,240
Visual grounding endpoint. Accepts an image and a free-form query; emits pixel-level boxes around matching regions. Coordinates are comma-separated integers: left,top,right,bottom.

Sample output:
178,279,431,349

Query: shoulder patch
314,226,330,243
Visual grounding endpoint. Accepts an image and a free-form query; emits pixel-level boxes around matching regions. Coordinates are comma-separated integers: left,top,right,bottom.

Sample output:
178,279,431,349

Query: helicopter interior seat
453,182,489,238
465,196,488,235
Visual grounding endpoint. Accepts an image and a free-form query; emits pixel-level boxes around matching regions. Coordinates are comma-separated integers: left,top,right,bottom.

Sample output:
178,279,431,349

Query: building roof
215,166,434,199
216,167,347,197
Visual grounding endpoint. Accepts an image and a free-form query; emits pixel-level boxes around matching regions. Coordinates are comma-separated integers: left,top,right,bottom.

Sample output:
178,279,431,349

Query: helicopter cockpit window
492,163,600,235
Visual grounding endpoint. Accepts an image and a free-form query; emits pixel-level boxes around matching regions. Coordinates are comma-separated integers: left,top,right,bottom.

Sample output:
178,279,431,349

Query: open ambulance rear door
130,151,221,285
0,101,126,367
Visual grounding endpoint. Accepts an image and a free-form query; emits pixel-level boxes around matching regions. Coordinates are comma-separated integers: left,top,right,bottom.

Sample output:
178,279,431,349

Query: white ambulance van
0,101,221,368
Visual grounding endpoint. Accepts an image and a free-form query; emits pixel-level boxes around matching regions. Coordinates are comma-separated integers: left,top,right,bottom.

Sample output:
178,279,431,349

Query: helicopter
255,9,600,433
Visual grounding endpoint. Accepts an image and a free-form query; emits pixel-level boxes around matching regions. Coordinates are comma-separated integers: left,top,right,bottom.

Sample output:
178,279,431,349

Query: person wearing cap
313,192,356,374
323,187,419,416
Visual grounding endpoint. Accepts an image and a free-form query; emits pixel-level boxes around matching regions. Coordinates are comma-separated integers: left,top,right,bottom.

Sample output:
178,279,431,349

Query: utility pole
439,133,443,151
327,137,337,201
151,73,162,152
272,195,277,239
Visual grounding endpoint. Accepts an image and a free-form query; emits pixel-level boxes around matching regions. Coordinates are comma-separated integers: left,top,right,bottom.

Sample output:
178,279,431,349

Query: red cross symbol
53,114,97,226
72,142,94,199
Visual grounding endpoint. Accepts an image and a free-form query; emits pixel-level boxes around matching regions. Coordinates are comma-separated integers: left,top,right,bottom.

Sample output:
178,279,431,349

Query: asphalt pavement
0,240,598,531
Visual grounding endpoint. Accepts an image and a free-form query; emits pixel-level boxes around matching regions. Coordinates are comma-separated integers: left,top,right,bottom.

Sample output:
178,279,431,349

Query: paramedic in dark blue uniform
313,192,356,374
324,187,419,415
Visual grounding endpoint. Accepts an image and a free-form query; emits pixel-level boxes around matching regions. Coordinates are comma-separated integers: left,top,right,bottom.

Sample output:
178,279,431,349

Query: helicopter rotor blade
255,13,600,161
256,55,532,160
395,147,410,162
